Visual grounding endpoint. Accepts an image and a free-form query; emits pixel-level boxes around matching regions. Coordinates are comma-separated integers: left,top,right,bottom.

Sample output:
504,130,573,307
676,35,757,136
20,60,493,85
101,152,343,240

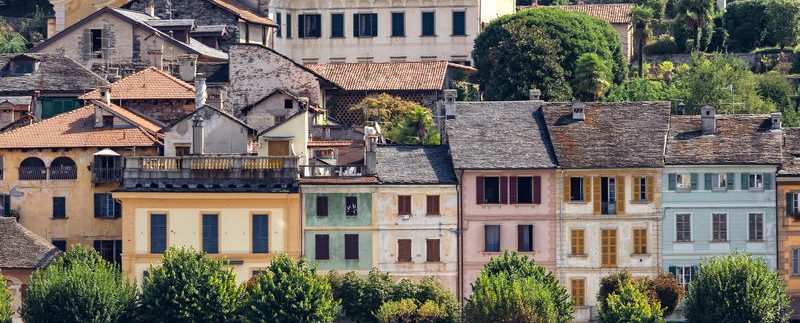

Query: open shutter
741,173,750,190
94,194,102,217
533,176,542,204
353,14,360,37
500,176,509,204
563,176,571,202
690,173,699,190
668,266,677,277
592,177,601,215
371,13,378,36
616,176,625,215
114,199,122,218
100,29,109,57
298,14,305,38
633,176,641,201
517,225,525,251
645,176,654,202
93,240,101,253
788,193,795,216
764,172,773,190
81,29,92,59
476,176,484,204
584,176,592,203
114,240,122,264
704,173,712,190
509,176,518,204
668,173,676,191
726,173,735,190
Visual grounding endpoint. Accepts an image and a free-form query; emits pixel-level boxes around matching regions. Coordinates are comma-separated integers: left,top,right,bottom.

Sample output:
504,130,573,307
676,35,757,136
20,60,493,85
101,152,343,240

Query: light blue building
662,107,783,294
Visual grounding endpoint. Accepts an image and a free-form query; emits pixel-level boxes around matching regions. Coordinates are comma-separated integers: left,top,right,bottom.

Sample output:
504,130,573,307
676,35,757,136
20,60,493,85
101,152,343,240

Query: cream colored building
268,0,515,65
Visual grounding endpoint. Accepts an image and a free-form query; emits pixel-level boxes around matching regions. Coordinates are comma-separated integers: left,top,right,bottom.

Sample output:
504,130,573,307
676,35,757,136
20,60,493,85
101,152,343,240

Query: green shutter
726,173,735,190
94,193,101,217
763,172,773,190
668,174,676,190
2,195,9,216
371,13,378,36
704,173,712,190
741,173,749,190
690,173,699,190
788,193,795,216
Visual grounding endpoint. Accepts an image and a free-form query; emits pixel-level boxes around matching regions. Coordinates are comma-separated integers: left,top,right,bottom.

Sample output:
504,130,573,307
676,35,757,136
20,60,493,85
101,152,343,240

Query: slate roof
666,114,783,165
555,4,634,24
0,53,107,95
0,102,160,149
80,67,195,100
192,25,228,35
375,145,457,184
307,61,475,91
146,19,195,28
447,101,557,169
542,102,670,168
0,217,62,269
780,128,800,175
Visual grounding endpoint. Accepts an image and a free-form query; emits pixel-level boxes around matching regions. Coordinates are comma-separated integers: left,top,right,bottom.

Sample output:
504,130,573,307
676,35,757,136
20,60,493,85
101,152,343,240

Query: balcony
310,125,364,141
300,165,364,177
122,155,299,190
93,167,122,184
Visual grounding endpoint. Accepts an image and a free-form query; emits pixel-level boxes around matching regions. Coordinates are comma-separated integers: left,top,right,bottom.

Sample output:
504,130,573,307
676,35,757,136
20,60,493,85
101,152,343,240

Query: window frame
484,225,501,252
345,196,358,216
451,11,466,36
571,278,586,306
633,228,647,254
398,195,411,216
748,213,764,242
90,29,103,58
52,196,66,219
675,213,692,242
150,213,168,254
516,176,534,204
517,224,534,252
570,229,585,255
426,238,440,262
391,11,405,37
482,176,501,204
793,248,800,276
252,214,270,254
675,173,691,191
421,11,435,36
638,176,647,201
712,173,728,190
748,173,764,190
201,213,219,254
569,177,584,202
94,193,121,218
600,229,617,268
397,239,412,262
94,239,122,264
354,13,378,37
315,234,330,260
711,213,728,242
316,196,328,217
330,13,344,38
344,234,359,260
426,195,440,215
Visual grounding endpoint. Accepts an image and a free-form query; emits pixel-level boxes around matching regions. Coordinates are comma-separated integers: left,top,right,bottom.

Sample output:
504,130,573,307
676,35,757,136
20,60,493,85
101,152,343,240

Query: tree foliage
765,0,800,50
349,93,420,129
674,0,715,52
0,274,12,323
473,7,626,101
385,107,440,144
573,53,612,101
138,247,244,322
598,281,664,323
632,5,655,77
723,0,770,52
684,253,790,323
465,251,572,323
20,245,137,323
375,299,452,323
647,272,684,316
597,270,683,318
605,78,681,102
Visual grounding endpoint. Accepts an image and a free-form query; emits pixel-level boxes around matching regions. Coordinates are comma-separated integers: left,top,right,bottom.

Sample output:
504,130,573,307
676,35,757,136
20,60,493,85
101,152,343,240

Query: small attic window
11,61,35,75
103,115,114,127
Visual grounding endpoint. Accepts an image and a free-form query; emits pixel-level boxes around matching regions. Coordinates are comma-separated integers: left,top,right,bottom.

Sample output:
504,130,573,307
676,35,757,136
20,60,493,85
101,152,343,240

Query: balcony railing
19,166,47,180
122,155,299,188
93,167,122,183
300,165,364,177
310,125,363,141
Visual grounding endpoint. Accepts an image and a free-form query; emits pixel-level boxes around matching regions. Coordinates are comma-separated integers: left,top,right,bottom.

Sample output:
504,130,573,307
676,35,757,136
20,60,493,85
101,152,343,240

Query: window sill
420,34,437,37
568,201,589,204
397,261,413,264
482,251,501,255
711,188,728,192
674,240,693,243
425,214,441,217
451,34,468,37
315,259,330,261
568,253,588,258
299,36,321,39
675,188,692,193
390,35,406,38
51,217,68,220
95,217,120,220
330,36,345,39
748,240,765,243
630,200,650,204
344,258,360,261
631,253,651,257
749,188,765,192
710,240,729,243
355,36,377,38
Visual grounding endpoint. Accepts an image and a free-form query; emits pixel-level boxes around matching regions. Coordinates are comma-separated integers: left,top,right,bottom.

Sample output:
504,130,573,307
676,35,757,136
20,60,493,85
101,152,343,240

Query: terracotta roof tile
666,115,782,165
0,217,62,269
210,0,275,26
556,4,634,24
307,61,475,91
308,140,357,148
80,67,195,100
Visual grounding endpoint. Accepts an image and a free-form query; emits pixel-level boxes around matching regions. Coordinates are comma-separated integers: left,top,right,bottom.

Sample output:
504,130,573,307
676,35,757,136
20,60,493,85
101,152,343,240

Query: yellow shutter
563,176,572,203
632,176,641,202
583,176,591,202
571,229,585,255
602,229,618,267
616,176,625,215
592,176,601,214
645,175,654,202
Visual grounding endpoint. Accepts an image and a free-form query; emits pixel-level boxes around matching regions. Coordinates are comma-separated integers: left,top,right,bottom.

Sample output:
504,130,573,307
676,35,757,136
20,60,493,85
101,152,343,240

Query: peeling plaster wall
163,106,253,156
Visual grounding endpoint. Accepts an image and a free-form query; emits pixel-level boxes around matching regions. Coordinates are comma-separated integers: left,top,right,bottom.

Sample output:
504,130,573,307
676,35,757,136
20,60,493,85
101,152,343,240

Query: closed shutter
563,176,571,202
316,196,328,217
789,193,796,216
315,235,329,260
426,239,440,262
500,176,509,204
476,176,485,204
726,173,735,190
82,29,92,59
645,176,654,202
399,195,411,215
592,177,601,215
53,197,65,218
533,176,542,204
150,214,167,254
252,214,269,253
353,14,360,37
298,14,305,38
509,176,518,204
426,195,439,215
114,199,121,218
741,173,750,190
202,214,219,254
668,266,677,277
398,239,411,262
633,176,641,201
690,173,699,190
704,173,712,190
616,176,625,215
764,172,773,190
370,13,378,36
94,193,102,217
100,29,109,57
2,195,9,216
668,173,676,190
344,234,359,260
286,14,292,38
331,13,343,37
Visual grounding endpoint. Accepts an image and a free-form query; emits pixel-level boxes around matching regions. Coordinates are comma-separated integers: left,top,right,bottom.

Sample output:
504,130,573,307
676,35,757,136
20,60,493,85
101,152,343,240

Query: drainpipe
457,169,464,309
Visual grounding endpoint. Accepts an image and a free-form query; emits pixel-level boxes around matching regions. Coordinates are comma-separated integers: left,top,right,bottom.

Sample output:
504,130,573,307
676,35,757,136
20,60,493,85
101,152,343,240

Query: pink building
446,100,558,298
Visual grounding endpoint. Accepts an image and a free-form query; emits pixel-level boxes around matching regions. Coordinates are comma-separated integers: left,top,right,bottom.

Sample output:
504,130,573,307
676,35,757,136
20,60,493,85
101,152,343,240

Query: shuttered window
286,14,292,38
0,194,10,217
344,234,359,260
345,196,358,216
567,177,585,202
398,239,412,262
601,229,617,268
514,176,533,204
398,195,411,215
316,196,328,217
52,197,66,219
421,12,435,36
391,12,405,36
793,248,800,276
354,13,378,37
749,213,764,241
426,195,440,215
789,192,800,216
252,214,269,253
484,225,500,252
331,13,344,37
712,213,727,242
150,214,167,254
94,240,122,264
452,11,465,36
633,228,647,254
570,229,585,255
571,279,586,306
202,214,219,254
517,225,534,252
426,239,440,262
633,176,649,202
298,14,321,38
94,193,121,218
315,234,330,260
52,240,66,252
676,214,691,242
276,13,282,37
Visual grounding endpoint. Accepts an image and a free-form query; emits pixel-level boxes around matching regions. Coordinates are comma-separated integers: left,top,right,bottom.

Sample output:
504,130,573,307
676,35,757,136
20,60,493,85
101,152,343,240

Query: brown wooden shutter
398,239,412,262
476,176,485,204
398,196,411,215
315,234,329,260
592,176,601,214
584,176,592,203
563,176,572,202
426,239,440,262
533,176,542,204
645,176,654,202
426,195,439,215
509,176,518,204
517,225,525,251
616,176,625,215
632,176,641,202
344,234,359,260
500,176,509,204
316,196,328,217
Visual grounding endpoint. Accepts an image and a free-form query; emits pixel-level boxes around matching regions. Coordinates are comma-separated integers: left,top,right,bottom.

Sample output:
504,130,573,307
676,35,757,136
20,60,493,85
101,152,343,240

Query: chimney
363,126,379,176
99,86,112,106
443,89,457,120
177,54,198,81
529,88,541,101
195,77,207,109
771,112,782,130
207,86,226,111
192,114,205,155
146,2,156,18
148,49,163,70
700,105,716,135
572,101,585,121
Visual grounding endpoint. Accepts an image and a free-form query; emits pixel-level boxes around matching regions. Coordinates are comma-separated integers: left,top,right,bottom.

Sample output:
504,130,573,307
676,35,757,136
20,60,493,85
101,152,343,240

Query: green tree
376,299,451,323
599,281,664,323
646,272,684,317
20,245,137,323
765,0,800,50
597,271,683,318
0,274,12,323
684,253,790,323
474,7,626,101
605,78,682,102
49,243,108,269
241,255,337,322
675,0,715,52
0,21,28,54
348,93,420,131
597,271,634,312
573,53,612,101
632,6,655,77
723,0,770,52
138,247,244,322
386,107,440,144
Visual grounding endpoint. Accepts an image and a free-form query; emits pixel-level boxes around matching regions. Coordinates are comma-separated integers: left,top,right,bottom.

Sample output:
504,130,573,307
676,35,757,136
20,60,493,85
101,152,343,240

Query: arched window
49,157,77,180
19,157,46,180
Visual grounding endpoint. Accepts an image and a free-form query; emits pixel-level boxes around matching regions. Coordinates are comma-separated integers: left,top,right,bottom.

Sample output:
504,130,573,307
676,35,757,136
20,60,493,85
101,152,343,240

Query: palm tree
678,0,714,52
386,107,438,144
572,53,611,101
631,6,654,78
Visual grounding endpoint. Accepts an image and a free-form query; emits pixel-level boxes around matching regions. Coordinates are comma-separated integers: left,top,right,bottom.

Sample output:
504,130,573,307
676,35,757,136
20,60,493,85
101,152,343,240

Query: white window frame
675,213,692,242
712,173,727,190
794,193,800,215
675,173,690,191
749,173,764,190
675,266,694,289
748,213,764,242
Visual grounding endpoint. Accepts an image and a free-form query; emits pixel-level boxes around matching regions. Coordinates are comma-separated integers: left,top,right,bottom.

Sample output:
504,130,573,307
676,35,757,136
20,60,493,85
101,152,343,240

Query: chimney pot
363,126,378,176
99,86,112,106
700,105,716,135
529,88,541,101
195,77,207,109
572,101,585,121
771,112,782,130
146,2,156,18
443,89,457,119
178,54,198,81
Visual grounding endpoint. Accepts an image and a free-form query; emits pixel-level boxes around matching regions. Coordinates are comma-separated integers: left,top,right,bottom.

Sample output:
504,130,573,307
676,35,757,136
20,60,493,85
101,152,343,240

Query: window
150,214,167,253
426,239,440,262
316,196,328,217
672,173,692,191
398,195,411,216
52,239,67,252
252,214,269,253
345,196,358,216
102,115,114,127
344,234,359,260
635,176,648,201
749,173,763,190
276,12,282,37
19,157,46,180
284,99,293,109
516,176,533,204
570,177,584,201
391,12,405,36
90,29,103,58
600,177,617,215
354,13,378,37
571,279,585,306
0,194,10,217
517,225,534,252
480,177,501,204
315,234,329,260
707,173,729,190
601,229,617,268
452,11,466,35
52,197,66,219
12,61,34,74
94,193,121,218
712,213,727,242
299,14,321,38
633,228,647,254
202,214,219,254
570,229,585,255
793,248,800,276
286,14,292,38
398,239,412,262
331,13,344,37
421,12,435,36
676,214,691,242
485,225,500,252
789,192,800,216
670,266,696,290
174,144,190,156
426,195,440,215
749,213,764,241
93,240,122,264
40,98,80,119
49,157,77,180
0,156,4,180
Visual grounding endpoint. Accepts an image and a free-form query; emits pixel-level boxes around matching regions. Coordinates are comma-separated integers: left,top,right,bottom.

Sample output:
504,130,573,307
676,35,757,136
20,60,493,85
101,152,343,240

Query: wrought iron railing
93,167,122,183
19,166,46,180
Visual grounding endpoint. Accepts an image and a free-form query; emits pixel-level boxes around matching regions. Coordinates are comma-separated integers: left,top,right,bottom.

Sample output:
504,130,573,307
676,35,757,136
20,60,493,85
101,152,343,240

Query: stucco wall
0,268,34,315
163,106,253,156
778,177,800,301
245,92,303,131
257,111,308,164
614,23,633,62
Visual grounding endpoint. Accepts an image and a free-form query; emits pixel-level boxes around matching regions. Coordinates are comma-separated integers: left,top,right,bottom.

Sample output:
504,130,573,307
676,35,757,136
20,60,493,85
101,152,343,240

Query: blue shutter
2,195,9,216
286,14,292,38
788,193,795,216
690,173,699,190
53,197,65,218
276,13,282,37
668,174,676,190
94,193,102,217
298,14,305,38
726,173,735,190
353,14,359,37
331,13,343,37
370,13,378,36
391,12,404,36
704,173,712,190
452,11,465,35
763,172,773,190
202,214,219,254
150,214,167,254
114,199,121,218
252,214,269,253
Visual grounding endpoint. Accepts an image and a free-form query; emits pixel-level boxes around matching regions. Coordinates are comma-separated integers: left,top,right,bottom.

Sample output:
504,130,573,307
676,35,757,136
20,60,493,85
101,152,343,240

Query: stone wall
645,51,797,70
126,0,241,51
122,99,195,125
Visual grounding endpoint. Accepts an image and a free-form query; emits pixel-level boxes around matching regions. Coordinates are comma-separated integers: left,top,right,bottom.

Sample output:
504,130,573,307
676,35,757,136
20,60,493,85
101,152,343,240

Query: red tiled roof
0,104,160,149
299,177,379,184
95,100,162,133
556,4,634,24
210,0,275,26
308,140,358,148
307,61,476,91
80,67,195,100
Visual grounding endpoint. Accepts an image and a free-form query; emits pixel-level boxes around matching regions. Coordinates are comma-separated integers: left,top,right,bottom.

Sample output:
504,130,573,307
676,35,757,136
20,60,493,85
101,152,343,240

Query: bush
376,299,450,323
138,247,244,322
572,53,612,101
0,274,11,323
597,271,634,312
644,35,679,55
605,78,682,102
241,255,337,322
597,271,683,318
684,253,790,323
598,281,664,323
20,245,137,323
647,272,684,316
